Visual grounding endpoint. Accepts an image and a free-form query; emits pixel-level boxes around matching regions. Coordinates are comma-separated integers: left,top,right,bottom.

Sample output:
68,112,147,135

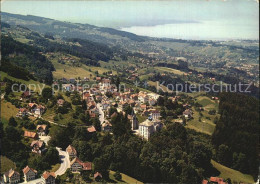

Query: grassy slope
196,96,219,111
154,67,186,75
211,160,255,184
185,96,218,135
51,58,117,79
109,170,143,184
1,100,18,127
185,107,216,135
0,156,16,174
1,72,47,92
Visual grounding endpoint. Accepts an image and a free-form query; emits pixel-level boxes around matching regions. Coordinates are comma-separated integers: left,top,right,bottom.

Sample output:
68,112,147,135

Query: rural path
55,147,70,176
39,117,67,127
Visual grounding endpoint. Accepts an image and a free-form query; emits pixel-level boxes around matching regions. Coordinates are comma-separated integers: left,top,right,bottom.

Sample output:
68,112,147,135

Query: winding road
97,103,105,124
55,147,70,176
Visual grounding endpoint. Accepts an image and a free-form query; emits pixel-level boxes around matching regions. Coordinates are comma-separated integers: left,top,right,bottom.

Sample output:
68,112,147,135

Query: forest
1,35,55,84
212,92,259,179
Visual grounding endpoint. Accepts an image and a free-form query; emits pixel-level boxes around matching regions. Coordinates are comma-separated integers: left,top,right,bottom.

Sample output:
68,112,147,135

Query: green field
211,160,255,184
186,107,216,135
1,100,18,126
185,96,218,135
154,67,186,75
196,96,219,111
51,57,117,79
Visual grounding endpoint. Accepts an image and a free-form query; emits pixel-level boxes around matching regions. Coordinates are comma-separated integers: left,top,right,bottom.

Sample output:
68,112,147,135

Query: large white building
138,119,162,140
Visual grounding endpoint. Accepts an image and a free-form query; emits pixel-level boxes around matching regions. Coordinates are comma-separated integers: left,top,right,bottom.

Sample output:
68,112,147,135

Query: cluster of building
202,177,228,184
2,167,55,184
17,100,46,118
24,125,48,154
66,145,102,181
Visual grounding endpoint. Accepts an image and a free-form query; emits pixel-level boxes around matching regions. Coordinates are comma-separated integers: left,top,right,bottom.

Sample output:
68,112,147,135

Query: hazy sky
1,0,259,40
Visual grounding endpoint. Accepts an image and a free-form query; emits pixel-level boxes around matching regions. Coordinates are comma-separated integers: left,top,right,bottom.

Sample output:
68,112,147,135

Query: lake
2,0,259,40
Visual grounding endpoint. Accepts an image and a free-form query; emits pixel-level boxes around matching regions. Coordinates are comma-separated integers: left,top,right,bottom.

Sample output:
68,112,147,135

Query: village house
57,99,65,106
62,84,73,91
70,157,92,172
17,108,29,117
148,98,157,106
150,110,161,120
27,103,44,117
138,119,163,140
102,121,112,132
83,77,90,81
138,93,149,103
183,109,193,119
90,107,99,115
33,105,46,117
202,179,209,184
41,171,55,184
36,125,47,136
94,172,102,181
66,145,77,160
86,110,96,118
140,104,147,111
127,99,136,107
61,77,68,83
24,131,38,139
118,101,128,111
96,95,102,102
87,126,96,133
21,91,31,100
102,101,110,111
83,91,91,100
30,140,45,154
22,166,37,182
130,94,139,101
87,101,96,110
99,78,111,89
95,76,102,82
3,169,20,184
208,177,227,184
69,78,76,83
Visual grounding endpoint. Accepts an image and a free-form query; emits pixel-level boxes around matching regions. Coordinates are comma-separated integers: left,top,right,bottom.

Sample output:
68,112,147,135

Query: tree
5,126,22,142
217,144,231,166
93,118,101,132
43,147,59,165
9,117,17,127
42,87,53,99
116,77,120,90
157,96,164,106
49,126,73,150
109,107,117,117
208,109,216,115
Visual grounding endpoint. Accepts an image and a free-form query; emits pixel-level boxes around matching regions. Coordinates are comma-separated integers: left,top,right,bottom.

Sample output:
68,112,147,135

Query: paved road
97,103,105,124
39,135,51,146
55,147,70,176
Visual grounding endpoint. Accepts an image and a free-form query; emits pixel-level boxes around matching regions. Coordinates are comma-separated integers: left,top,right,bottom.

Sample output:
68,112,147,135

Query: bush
113,171,122,181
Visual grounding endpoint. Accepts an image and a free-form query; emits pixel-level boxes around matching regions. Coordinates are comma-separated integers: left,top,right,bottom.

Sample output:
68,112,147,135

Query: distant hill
1,12,146,43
